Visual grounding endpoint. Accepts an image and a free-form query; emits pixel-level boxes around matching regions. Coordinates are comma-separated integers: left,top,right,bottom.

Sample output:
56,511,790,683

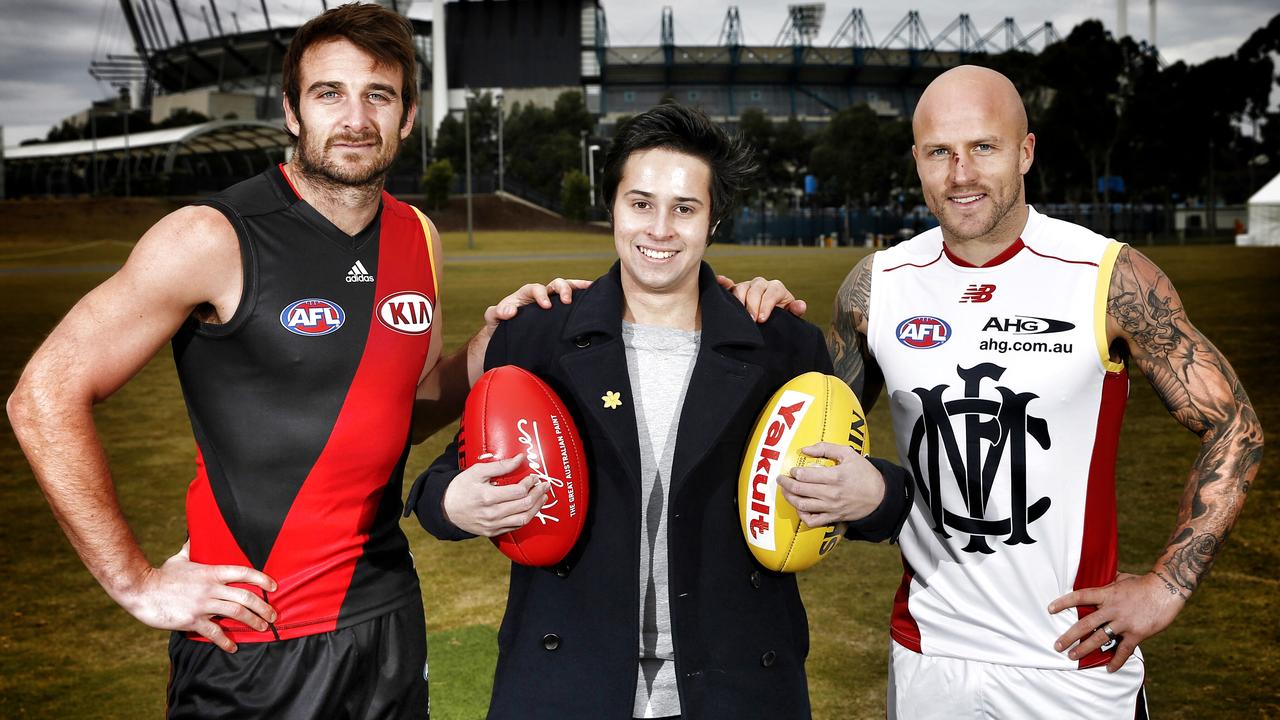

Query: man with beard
788,65,1261,717
6,5,558,717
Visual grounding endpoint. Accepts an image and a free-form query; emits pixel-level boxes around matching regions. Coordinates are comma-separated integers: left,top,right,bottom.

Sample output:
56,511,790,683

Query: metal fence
724,204,1237,246
379,174,1241,248
729,206,936,246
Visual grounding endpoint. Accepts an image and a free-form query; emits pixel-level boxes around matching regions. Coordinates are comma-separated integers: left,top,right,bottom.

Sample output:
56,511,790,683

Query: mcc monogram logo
905,362,1052,554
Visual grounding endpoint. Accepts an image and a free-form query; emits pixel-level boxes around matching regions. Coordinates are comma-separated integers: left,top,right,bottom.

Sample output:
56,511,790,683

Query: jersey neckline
273,163,381,254
942,237,1025,268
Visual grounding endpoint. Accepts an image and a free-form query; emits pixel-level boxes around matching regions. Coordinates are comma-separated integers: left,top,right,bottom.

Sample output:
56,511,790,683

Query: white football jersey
867,206,1131,670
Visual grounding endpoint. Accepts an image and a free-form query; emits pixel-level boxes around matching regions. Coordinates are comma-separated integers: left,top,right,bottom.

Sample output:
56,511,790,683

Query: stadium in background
2,0,1068,198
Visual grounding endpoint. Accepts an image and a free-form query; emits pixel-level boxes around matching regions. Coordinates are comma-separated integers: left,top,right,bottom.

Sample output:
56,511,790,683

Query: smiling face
612,146,714,304
912,66,1035,245
283,38,415,189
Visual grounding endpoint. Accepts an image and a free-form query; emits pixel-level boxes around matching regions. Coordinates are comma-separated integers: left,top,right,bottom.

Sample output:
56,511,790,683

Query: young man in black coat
410,104,912,719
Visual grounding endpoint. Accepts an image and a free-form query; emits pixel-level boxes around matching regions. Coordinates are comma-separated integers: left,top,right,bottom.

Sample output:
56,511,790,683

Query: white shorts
888,640,1148,719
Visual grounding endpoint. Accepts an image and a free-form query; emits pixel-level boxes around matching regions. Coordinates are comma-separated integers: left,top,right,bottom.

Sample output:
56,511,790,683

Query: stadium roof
5,120,288,164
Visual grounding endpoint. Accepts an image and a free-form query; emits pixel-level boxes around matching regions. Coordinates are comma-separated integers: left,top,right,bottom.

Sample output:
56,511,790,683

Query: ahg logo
905,362,1052,554
982,316,1075,335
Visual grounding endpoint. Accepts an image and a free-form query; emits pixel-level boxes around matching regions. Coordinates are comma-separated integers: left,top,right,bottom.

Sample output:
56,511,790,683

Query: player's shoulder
202,169,287,218
142,205,237,252
127,206,239,282
1021,205,1119,261
380,190,424,223
873,226,944,271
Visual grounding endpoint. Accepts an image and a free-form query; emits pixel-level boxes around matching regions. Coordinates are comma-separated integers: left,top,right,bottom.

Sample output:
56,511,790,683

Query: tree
560,170,591,221
772,116,813,203
154,109,209,129
1038,20,1128,212
809,104,911,210
738,108,814,223
737,107,776,218
434,91,499,183
504,90,596,205
422,159,454,211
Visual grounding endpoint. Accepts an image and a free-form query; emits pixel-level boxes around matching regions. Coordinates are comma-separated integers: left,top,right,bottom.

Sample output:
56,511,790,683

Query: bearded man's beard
294,119,399,190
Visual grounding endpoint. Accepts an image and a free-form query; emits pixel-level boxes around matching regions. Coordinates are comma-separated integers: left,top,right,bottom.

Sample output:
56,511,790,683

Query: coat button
761,650,776,668
574,336,590,348
554,563,570,578
749,570,762,588
542,634,560,651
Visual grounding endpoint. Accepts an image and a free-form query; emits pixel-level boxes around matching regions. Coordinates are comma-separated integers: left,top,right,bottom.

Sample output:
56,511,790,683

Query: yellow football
738,372,871,573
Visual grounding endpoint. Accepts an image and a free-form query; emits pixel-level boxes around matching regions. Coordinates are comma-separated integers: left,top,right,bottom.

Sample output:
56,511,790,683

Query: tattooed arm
1111,246,1262,595
780,251,912,539
827,253,885,409
1049,245,1263,671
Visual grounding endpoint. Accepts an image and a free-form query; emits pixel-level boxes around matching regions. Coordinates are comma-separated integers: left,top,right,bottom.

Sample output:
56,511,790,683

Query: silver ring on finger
1100,623,1119,641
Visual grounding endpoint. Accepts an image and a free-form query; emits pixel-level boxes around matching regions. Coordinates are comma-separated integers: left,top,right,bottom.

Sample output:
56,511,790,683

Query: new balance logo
346,261,374,283
959,284,996,303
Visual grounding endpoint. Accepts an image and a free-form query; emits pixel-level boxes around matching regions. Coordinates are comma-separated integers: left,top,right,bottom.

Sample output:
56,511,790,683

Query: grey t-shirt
621,320,701,719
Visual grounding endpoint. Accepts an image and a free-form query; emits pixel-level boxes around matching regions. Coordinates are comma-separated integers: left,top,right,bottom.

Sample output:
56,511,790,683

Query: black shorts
167,595,428,719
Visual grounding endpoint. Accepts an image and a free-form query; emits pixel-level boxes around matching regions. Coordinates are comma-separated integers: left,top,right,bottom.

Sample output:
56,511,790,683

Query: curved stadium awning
4,120,291,196
6,119,289,172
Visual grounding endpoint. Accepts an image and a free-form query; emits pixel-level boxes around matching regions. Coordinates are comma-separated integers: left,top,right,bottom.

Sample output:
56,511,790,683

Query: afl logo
377,291,434,335
280,298,345,336
897,316,951,349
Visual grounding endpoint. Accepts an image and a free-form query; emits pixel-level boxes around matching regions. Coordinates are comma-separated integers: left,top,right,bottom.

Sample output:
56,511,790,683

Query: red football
459,365,589,566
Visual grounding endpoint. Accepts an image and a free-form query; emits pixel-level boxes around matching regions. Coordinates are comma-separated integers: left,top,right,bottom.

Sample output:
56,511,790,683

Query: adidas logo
346,260,375,283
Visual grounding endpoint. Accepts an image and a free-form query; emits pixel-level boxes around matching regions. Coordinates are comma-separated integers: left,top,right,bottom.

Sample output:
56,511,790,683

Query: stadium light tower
776,3,825,46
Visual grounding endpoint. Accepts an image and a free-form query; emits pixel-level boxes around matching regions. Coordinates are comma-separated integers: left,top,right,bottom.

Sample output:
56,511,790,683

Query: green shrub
422,159,454,211
560,170,591,221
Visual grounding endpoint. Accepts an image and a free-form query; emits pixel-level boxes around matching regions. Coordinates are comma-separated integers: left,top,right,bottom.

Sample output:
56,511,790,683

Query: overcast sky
1,0,1275,146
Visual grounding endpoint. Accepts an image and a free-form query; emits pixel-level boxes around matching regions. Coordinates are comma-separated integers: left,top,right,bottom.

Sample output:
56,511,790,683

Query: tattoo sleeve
827,254,884,409
1107,246,1264,599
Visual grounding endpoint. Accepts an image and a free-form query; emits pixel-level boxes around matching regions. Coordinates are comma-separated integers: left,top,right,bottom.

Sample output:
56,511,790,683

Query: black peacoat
412,261,903,719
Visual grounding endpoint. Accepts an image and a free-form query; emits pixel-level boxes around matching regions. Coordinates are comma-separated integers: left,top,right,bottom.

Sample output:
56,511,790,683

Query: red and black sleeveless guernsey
173,165,439,643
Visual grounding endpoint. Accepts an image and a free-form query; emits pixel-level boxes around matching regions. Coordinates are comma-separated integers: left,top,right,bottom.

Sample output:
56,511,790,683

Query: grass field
0,221,1277,718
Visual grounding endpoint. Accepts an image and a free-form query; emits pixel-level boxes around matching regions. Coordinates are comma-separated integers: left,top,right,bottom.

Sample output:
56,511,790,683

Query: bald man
781,66,1262,717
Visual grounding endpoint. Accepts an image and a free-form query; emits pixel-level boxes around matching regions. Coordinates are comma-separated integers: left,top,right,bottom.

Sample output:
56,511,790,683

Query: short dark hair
282,3,418,138
601,103,757,243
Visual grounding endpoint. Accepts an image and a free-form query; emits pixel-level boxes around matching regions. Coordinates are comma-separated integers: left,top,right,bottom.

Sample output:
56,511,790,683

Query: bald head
913,65,1027,142
910,65,1036,248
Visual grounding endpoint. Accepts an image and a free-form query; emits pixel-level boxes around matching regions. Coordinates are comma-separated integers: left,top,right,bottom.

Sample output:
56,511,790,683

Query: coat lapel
556,262,768,498
668,265,765,499
558,264,642,488
559,339,642,488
